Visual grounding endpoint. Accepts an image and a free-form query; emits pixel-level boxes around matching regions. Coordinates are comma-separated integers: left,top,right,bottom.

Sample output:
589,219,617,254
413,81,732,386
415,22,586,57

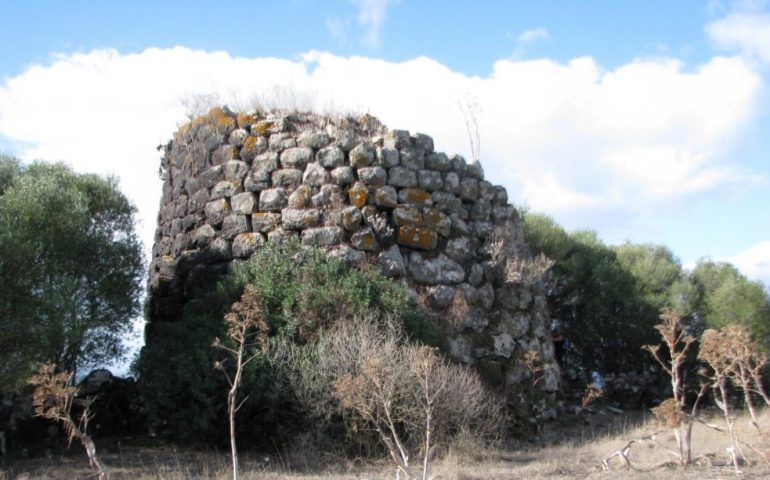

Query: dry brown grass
5,409,770,479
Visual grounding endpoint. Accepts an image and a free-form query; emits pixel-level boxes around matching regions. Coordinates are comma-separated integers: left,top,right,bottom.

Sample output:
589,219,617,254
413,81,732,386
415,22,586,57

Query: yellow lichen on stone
402,188,432,205
237,112,257,128
254,121,274,136
348,186,368,208
397,226,438,250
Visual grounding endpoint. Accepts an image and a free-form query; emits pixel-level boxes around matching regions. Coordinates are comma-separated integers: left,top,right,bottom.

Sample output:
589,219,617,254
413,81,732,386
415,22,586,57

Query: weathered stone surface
316,145,345,167
341,206,362,231
192,224,217,247
244,153,277,191
251,212,281,232
286,185,310,208
445,236,472,262
188,188,210,212
399,188,433,206
468,263,484,287
393,206,422,226
228,128,248,147
297,130,331,149
232,232,265,258
350,143,375,168
426,152,450,171
471,199,491,221
412,133,434,153
432,191,462,213
500,311,529,339
422,208,451,237
400,147,425,170
357,166,387,186
409,253,465,285
351,227,377,251
272,168,303,189
459,178,479,201
281,208,322,230
388,166,417,188
348,182,368,208
240,136,268,162
478,283,495,310
224,160,249,182
211,145,238,166
328,244,366,265
222,214,250,240
280,147,313,169
302,162,330,186
397,226,438,250
378,244,405,277
374,186,398,208
429,285,456,309
205,198,230,226
362,207,395,243
383,129,411,149
211,180,240,200
269,132,296,151
330,166,355,185
311,184,341,207
301,226,344,247
418,170,444,191
259,188,287,211
440,173,458,196
376,146,400,167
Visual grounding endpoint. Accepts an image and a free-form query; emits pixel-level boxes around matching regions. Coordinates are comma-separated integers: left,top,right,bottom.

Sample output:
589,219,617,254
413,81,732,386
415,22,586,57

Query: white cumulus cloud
0,47,764,275
707,9,770,63
724,241,770,286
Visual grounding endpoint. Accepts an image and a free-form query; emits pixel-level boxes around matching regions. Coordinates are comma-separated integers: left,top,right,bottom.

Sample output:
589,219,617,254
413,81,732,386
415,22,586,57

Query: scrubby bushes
136,240,444,448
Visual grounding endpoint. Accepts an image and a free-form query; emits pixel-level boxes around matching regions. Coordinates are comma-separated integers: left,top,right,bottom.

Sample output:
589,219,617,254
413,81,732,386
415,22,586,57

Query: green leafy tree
0,160,144,389
613,243,685,312
523,213,658,372
690,260,770,345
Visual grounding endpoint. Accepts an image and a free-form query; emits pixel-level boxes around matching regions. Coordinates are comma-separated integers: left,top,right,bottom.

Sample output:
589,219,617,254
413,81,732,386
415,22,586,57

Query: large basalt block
408,253,465,284
397,226,437,250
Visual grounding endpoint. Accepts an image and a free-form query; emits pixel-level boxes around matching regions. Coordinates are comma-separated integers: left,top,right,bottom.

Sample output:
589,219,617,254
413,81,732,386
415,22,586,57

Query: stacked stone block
147,108,558,393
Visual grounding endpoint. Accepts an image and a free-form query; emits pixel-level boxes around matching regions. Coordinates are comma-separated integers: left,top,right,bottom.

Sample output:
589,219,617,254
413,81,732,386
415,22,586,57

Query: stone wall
147,108,558,394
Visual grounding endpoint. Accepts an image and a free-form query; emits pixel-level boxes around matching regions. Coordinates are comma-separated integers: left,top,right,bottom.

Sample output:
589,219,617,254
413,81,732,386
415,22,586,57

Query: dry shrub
28,364,110,479
270,317,506,469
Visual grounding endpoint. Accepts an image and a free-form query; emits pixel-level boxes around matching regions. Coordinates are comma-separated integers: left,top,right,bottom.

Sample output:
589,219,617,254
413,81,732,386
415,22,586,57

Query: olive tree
0,158,144,389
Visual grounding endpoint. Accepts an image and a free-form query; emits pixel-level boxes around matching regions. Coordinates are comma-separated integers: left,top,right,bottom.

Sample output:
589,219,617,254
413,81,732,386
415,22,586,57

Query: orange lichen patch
202,106,237,133
348,186,368,208
254,121,275,136
237,112,257,128
242,135,258,152
175,122,192,141
402,188,432,205
397,226,438,251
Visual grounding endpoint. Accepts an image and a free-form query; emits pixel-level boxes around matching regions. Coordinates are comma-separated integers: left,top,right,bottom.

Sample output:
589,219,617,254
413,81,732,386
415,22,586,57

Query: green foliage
689,260,770,345
0,159,144,390
523,214,660,373
138,239,435,445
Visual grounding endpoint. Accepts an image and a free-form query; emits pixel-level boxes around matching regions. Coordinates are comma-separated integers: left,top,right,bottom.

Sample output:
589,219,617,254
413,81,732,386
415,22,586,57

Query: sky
0,0,768,291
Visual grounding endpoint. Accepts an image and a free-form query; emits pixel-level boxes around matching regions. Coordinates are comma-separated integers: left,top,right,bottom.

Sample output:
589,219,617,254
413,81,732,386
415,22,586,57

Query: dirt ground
3,409,770,479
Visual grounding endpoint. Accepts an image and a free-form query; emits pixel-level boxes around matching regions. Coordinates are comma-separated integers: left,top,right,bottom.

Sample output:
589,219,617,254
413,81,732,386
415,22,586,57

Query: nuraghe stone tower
147,108,558,395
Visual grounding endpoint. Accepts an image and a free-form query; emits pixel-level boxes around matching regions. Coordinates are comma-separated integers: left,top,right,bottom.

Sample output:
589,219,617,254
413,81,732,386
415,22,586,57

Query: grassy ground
3,409,770,479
